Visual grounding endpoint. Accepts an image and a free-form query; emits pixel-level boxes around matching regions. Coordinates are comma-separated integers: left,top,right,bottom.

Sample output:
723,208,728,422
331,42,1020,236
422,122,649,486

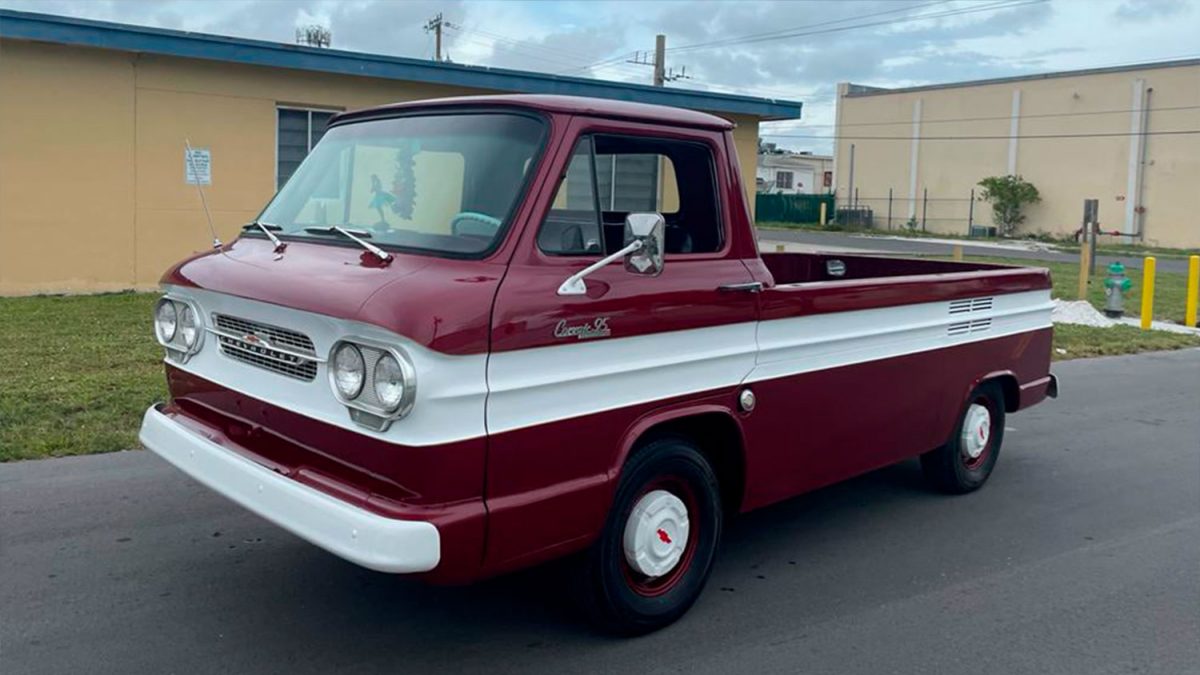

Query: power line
560,0,1040,83
667,0,1045,55
666,0,953,54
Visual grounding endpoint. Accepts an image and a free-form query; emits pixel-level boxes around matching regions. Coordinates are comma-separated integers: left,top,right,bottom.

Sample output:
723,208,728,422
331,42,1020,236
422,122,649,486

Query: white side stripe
748,290,1051,384
166,286,1051,445
487,290,1052,434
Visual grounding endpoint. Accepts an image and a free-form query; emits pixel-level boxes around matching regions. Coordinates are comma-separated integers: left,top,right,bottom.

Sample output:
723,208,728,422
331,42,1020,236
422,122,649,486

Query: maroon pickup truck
140,94,1057,634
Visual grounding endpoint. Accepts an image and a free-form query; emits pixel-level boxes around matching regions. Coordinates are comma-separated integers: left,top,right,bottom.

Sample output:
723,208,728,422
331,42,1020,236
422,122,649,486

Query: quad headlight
332,343,366,399
155,299,178,343
327,339,416,430
154,296,204,361
179,304,199,348
373,353,407,411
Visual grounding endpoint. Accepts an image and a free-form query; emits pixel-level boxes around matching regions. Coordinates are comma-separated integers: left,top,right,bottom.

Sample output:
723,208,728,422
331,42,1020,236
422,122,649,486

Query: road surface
758,228,1193,274
3,349,1198,674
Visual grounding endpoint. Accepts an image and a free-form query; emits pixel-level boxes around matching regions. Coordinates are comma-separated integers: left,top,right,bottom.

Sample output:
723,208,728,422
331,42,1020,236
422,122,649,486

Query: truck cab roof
332,94,737,131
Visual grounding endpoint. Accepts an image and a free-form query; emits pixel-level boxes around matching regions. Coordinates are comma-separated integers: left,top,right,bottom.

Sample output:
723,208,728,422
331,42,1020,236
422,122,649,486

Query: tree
977,175,1040,236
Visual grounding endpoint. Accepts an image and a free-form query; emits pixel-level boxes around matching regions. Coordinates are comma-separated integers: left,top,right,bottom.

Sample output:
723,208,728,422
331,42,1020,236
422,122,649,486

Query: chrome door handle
718,282,764,293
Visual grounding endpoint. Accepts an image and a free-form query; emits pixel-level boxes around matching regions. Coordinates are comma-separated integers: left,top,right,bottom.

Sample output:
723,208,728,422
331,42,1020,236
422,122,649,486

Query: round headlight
332,343,365,399
373,353,407,411
179,304,199,348
155,300,178,343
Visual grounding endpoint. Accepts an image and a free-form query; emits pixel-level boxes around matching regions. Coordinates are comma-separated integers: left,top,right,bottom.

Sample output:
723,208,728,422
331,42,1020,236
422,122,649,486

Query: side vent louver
947,318,992,336
949,296,994,314
947,297,994,336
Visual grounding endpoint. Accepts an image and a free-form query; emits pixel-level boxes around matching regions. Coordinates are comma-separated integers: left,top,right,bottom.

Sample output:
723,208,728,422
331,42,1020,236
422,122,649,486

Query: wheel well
983,375,1020,412
635,412,746,515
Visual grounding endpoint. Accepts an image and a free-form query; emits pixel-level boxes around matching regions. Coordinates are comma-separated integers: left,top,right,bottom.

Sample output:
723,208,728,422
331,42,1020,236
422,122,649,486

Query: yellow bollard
819,202,828,226
1140,257,1156,331
1186,255,1199,328
775,243,785,253
1078,246,1091,301
952,244,963,261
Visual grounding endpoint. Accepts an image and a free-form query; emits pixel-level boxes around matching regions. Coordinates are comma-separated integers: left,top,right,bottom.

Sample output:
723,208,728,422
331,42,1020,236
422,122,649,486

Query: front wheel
921,382,1006,494
575,437,723,635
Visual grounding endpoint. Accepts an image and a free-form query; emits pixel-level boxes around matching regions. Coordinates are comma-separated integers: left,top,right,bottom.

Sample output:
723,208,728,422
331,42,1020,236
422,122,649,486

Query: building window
775,171,794,190
277,107,338,190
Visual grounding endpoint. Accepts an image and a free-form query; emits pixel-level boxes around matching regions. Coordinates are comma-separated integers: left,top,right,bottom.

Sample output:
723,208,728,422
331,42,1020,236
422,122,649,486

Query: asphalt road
758,228,1193,273
3,350,1198,674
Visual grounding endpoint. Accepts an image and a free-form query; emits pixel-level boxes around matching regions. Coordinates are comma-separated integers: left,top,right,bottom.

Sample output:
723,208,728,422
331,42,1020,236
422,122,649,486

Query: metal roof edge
844,57,1200,98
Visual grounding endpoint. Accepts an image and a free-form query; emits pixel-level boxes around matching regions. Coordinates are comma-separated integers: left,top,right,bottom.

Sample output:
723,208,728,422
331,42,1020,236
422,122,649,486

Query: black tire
921,382,1006,494
575,436,723,635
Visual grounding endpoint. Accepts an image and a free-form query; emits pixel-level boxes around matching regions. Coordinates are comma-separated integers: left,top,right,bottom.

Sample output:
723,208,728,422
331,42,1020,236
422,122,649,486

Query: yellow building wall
834,64,1200,247
0,39,764,294
0,41,136,294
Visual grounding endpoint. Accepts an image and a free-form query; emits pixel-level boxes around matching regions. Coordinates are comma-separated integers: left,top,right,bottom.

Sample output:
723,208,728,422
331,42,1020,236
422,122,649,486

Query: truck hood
163,237,502,355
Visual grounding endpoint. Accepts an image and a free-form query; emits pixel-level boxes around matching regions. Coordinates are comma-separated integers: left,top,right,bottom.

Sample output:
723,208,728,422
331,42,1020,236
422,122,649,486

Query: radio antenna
184,139,222,249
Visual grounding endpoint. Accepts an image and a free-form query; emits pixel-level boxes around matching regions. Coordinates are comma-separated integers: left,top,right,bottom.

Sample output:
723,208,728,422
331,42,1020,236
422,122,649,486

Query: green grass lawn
959,255,1196,325
1,285,1197,461
1052,324,1200,361
0,293,166,461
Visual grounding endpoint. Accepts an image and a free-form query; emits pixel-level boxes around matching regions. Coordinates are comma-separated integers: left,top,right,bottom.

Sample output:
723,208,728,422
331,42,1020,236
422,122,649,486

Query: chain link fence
835,188,996,237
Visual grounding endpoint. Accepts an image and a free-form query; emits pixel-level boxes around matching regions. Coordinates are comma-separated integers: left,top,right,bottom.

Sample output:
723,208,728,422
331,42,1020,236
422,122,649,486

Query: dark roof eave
0,9,804,121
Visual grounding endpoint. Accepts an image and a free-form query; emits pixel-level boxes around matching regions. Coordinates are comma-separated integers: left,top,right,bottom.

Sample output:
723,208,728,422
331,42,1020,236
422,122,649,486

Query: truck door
482,119,759,569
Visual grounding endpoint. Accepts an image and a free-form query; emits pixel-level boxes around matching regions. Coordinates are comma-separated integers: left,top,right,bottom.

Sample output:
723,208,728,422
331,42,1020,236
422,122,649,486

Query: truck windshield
258,112,545,257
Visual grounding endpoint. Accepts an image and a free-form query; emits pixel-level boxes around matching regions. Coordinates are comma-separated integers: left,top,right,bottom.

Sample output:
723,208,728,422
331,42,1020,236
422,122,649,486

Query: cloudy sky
3,0,1197,152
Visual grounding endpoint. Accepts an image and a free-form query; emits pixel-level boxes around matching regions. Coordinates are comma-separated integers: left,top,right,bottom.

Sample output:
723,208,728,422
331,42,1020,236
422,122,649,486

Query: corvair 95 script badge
554,317,611,340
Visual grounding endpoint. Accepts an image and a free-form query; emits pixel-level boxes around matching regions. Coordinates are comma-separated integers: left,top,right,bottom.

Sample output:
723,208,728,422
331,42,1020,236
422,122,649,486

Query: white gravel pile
1052,299,1117,327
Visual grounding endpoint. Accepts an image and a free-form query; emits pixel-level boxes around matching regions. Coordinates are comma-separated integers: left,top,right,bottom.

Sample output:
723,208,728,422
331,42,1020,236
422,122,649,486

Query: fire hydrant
1103,261,1133,317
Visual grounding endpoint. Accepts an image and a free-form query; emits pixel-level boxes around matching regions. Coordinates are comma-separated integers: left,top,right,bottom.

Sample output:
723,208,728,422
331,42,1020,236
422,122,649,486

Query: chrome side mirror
556,212,666,296
623,213,665,277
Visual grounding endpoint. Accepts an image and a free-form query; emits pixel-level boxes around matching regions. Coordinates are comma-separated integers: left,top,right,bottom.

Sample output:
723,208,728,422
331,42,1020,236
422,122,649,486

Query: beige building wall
0,39,763,294
834,62,1200,248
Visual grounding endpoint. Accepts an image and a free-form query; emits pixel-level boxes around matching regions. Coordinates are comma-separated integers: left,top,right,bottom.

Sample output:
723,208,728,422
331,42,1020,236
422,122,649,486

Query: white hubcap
961,403,991,460
623,489,689,578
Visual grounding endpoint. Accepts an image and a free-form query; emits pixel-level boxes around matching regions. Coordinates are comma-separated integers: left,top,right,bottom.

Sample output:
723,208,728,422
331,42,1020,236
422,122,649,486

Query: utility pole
653,34,666,87
626,34,689,87
424,13,446,62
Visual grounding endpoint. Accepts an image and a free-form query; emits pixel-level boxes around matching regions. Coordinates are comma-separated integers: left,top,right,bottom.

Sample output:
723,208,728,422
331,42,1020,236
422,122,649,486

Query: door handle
718,282,764,293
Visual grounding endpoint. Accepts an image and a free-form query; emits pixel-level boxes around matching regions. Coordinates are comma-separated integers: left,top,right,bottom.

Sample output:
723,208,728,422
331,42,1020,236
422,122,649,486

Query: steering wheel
450,212,502,238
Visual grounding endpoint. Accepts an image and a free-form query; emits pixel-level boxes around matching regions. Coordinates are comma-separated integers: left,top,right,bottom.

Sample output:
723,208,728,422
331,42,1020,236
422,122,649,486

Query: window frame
275,104,343,191
589,131,726,258
775,170,794,190
536,135,608,257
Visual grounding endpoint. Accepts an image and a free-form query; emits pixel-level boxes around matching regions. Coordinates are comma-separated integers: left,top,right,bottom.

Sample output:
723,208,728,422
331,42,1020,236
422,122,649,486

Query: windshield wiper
243,220,286,252
303,226,392,263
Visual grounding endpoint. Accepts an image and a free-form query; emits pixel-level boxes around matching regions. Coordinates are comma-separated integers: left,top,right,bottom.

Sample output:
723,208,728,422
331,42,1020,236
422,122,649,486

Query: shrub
978,175,1040,237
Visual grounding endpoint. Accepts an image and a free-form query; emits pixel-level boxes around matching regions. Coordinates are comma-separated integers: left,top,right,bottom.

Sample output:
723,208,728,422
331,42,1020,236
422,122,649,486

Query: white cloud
3,0,1196,154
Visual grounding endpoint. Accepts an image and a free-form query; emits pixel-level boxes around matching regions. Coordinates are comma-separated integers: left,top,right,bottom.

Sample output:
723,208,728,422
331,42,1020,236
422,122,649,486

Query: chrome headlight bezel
327,337,417,431
154,295,205,362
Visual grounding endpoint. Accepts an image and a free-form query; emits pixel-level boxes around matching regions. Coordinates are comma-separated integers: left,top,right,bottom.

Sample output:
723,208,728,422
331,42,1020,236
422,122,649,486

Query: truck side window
539,138,604,256
592,135,722,254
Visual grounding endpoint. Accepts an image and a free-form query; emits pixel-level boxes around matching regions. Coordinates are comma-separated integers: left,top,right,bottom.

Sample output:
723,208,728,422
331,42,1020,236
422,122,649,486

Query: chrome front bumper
138,405,440,573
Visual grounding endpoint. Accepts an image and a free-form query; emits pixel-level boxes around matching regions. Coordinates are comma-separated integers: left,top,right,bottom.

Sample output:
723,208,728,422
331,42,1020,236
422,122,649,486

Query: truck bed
758,252,1052,318
762,251,1013,285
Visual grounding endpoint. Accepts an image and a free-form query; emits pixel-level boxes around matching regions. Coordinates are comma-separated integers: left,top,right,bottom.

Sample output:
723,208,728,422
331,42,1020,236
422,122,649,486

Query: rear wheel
575,436,722,635
921,382,1006,494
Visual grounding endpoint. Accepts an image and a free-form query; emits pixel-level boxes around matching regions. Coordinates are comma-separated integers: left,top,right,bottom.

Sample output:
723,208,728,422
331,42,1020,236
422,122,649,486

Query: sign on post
185,147,211,185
